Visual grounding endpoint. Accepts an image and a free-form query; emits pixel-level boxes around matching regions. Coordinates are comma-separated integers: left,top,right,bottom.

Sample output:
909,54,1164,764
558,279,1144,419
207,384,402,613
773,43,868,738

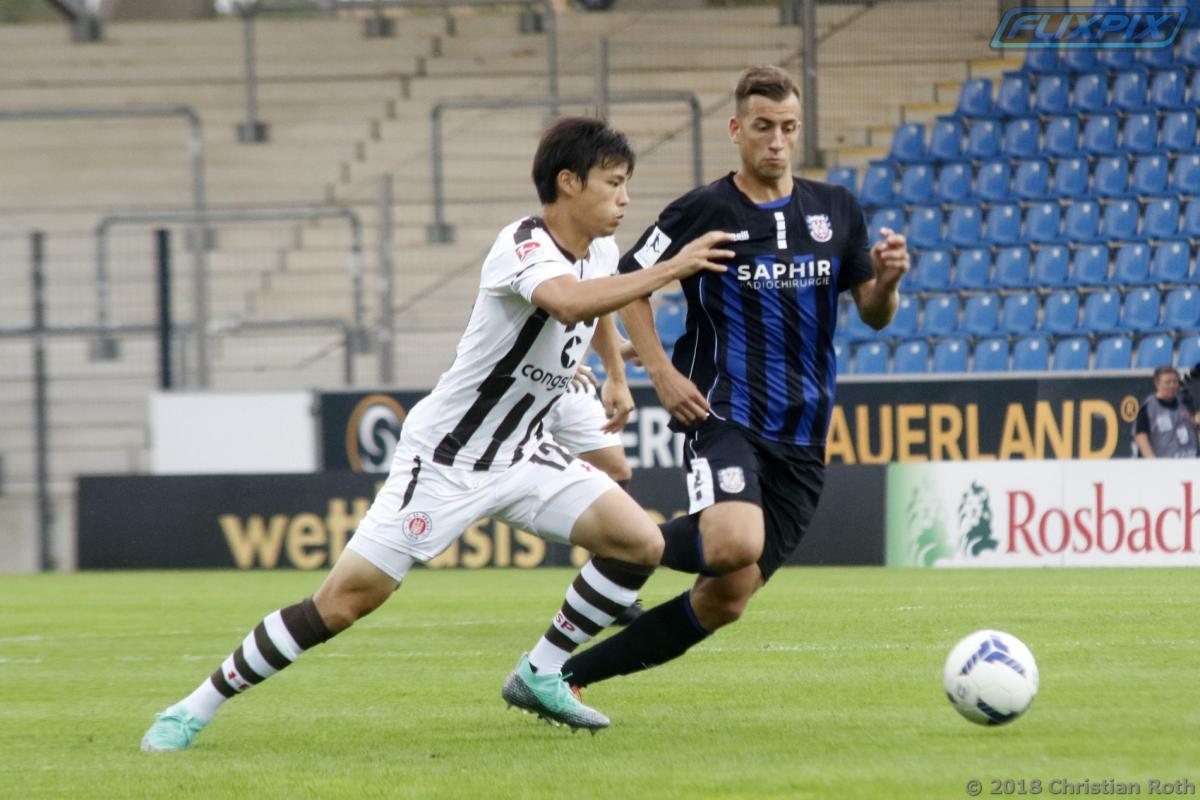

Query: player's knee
692,590,751,629
316,588,388,633
702,535,762,575
631,526,665,566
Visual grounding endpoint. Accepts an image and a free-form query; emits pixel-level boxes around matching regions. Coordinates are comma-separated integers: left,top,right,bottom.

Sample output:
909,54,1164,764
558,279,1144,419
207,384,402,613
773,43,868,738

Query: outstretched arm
620,297,710,427
852,227,910,330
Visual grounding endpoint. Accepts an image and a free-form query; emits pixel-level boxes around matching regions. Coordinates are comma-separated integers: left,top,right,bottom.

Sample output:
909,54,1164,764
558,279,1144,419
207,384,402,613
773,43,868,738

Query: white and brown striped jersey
400,216,619,472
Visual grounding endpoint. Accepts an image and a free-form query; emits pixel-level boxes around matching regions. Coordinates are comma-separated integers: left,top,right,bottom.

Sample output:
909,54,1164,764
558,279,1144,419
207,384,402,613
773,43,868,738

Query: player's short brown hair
1153,365,1180,381
734,66,801,115
531,117,635,204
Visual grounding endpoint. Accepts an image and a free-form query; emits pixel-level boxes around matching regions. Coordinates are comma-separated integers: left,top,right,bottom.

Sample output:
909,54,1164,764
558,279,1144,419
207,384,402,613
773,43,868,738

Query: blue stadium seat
1042,289,1080,333
928,119,965,161
920,295,959,336
933,338,969,373
1151,241,1192,283
1178,28,1200,68
1095,336,1132,369
1121,113,1158,155
833,339,848,367
1014,336,1051,372
995,246,1032,289
946,205,983,246
826,166,857,193
882,295,920,338
995,75,1031,117
974,159,1011,202
1051,157,1088,197
1092,156,1129,198
1130,155,1169,197
893,339,930,374
963,295,999,336
1063,200,1101,242
973,337,1010,372
1143,197,1181,239
868,207,904,240
1170,153,1200,195
1023,47,1062,75
1149,68,1189,109
1082,289,1122,333
626,361,649,382
1100,199,1139,241
1002,117,1040,159
1033,74,1070,115
1163,288,1200,332
1110,69,1148,112
584,350,607,382
898,164,935,204
1001,292,1039,334
1135,42,1174,70
853,341,889,374
965,120,1002,160
1188,69,1200,111
1135,335,1175,369
1062,48,1098,74
1179,335,1200,369
1043,116,1080,158
842,302,878,343
1033,245,1071,287
1071,244,1110,286
1183,200,1200,238
1052,337,1091,371
1113,243,1150,285
1096,47,1134,72
1024,201,1061,244
907,205,943,249
888,123,927,163
955,78,994,118
655,301,687,348
935,162,972,203
1122,287,1162,332
1071,72,1108,114
913,249,952,291
1161,111,1198,152
1082,114,1120,156
1013,159,1050,200
953,248,991,289
985,203,1022,245
860,164,896,207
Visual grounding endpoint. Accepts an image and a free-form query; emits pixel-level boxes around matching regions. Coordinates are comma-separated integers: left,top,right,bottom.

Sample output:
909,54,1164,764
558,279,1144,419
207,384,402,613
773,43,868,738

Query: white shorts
545,386,623,456
347,436,617,580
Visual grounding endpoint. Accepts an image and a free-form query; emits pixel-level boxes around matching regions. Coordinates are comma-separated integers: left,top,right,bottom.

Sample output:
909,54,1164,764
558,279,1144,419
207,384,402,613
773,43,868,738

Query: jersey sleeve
485,226,575,303
618,193,702,274
837,188,875,292
1134,402,1151,436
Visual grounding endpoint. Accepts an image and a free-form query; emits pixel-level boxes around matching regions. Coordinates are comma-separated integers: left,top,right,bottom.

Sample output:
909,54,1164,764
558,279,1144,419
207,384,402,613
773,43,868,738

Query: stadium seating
1083,114,1120,156
1113,243,1150,285
995,246,1032,289
1111,69,1147,112
826,166,857,193
1163,288,1200,331
1063,200,1101,242
1151,241,1192,283
1063,47,1097,74
907,205,943,248
1044,116,1081,158
1179,28,1200,68
1014,336,1051,371
1024,201,1061,243
1179,336,1200,368
962,295,999,336
853,341,889,375
1183,201,1200,238
1051,156,1088,196
1161,111,1198,152
893,339,929,373
1100,199,1138,241
888,123,927,163
1071,245,1110,286
1143,197,1181,239
935,162,972,203
1001,292,1039,335
1149,69,1188,109
899,165,935,204
1092,156,1129,198
1071,73,1108,114
1135,335,1174,369
913,249,951,291
920,296,959,337
860,164,896,207
1042,290,1080,334
1022,47,1060,75
946,205,983,246
952,248,991,289
1131,155,1169,196
932,338,969,373
972,338,1009,372
975,159,1010,202
1171,154,1200,194
1122,113,1158,155
1002,117,1039,159
1122,288,1162,332
1095,336,1132,369
1033,245,1071,286
1082,290,1122,334
966,120,1002,159
995,75,1031,117
882,295,920,338
985,204,1022,245
1013,159,1049,200
1052,337,1090,371
655,302,687,348
1032,75,1069,115
929,120,965,162
954,77,994,118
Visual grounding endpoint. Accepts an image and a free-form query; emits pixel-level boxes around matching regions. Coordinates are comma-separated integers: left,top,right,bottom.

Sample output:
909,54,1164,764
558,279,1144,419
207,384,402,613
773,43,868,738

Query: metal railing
94,206,371,368
427,90,704,243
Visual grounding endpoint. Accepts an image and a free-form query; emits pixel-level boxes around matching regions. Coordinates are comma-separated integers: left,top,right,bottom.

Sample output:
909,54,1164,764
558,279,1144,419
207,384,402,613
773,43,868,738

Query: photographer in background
1132,366,1200,459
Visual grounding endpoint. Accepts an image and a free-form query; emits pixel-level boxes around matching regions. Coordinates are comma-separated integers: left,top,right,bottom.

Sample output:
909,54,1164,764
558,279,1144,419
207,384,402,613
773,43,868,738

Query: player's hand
668,231,735,281
870,227,909,286
601,378,635,434
618,337,643,367
571,364,600,392
653,365,709,427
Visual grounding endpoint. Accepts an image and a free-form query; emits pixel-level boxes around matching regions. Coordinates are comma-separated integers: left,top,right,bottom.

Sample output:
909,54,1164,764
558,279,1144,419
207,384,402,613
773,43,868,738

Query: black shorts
683,419,825,581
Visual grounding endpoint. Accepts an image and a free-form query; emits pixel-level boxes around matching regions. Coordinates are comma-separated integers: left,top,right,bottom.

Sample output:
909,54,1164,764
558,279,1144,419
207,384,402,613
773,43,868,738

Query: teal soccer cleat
501,653,610,733
140,706,207,752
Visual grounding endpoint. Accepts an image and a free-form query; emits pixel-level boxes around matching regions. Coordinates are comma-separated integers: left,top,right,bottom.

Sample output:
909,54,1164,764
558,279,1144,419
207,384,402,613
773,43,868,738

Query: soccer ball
943,629,1039,726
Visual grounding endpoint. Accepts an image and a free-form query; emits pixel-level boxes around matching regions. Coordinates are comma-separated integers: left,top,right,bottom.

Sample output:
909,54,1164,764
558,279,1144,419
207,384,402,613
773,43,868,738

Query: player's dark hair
1153,365,1180,381
734,66,801,115
532,117,635,204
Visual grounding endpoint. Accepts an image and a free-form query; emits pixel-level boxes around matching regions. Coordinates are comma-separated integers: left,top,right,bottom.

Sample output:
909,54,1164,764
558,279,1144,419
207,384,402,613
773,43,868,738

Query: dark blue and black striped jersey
619,173,874,446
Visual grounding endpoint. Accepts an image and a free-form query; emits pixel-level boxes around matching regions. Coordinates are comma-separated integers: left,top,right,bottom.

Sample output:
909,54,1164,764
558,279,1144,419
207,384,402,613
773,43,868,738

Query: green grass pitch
1,567,1197,799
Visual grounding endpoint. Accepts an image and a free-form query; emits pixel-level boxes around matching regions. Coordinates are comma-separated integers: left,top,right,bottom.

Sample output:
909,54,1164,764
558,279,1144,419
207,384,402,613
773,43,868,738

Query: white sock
177,679,226,723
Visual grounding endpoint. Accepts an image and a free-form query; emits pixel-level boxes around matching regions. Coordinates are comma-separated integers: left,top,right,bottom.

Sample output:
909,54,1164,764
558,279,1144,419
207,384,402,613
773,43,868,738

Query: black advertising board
76,464,884,570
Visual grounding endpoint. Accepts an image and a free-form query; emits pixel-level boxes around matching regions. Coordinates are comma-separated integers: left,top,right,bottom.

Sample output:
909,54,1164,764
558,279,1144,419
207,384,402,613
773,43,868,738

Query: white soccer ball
943,629,1039,726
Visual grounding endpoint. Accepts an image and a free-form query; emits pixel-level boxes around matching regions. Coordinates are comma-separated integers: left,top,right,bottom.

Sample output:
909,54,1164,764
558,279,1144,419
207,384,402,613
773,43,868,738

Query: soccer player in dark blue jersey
562,66,910,689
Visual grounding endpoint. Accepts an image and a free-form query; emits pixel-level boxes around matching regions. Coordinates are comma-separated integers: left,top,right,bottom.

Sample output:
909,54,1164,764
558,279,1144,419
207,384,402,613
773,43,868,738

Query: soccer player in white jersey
140,117,734,750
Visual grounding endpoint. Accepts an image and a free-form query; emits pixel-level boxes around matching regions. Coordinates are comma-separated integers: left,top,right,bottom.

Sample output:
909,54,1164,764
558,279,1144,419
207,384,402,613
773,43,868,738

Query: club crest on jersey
515,240,541,263
717,467,746,494
402,511,433,542
805,214,832,243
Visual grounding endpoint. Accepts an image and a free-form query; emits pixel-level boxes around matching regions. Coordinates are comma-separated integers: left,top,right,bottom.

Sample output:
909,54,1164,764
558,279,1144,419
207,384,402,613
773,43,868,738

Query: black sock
659,514,711,574
561,591,710,687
